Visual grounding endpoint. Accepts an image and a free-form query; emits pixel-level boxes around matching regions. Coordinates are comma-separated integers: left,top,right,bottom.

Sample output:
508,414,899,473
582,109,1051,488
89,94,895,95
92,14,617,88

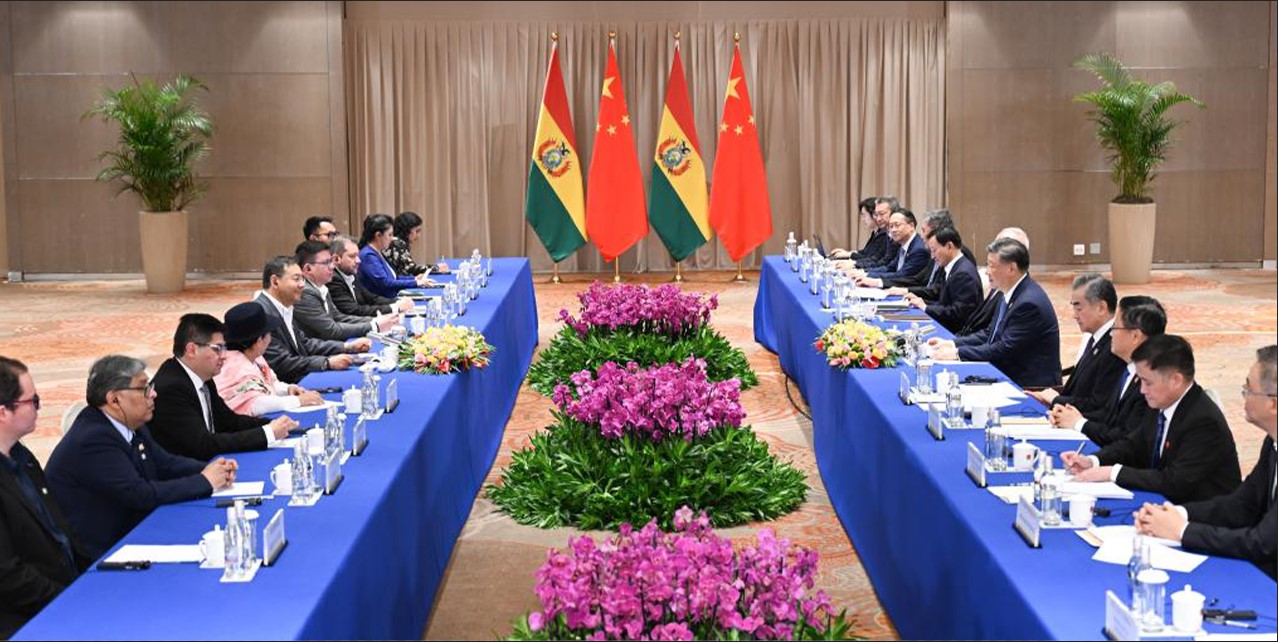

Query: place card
385,378,399,413
1104,590,1139,641
350,416,368,457
965,442,987,488
1013,495,1042,548
262,509,287,567
926,404,944,441
323,449,343,495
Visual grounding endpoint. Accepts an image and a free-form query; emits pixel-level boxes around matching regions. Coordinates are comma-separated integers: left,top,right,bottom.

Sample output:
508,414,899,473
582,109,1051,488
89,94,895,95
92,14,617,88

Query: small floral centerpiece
814,319,901,370
559,281,718,337
398,325,493,375
552,358,744,442
507,507,855,641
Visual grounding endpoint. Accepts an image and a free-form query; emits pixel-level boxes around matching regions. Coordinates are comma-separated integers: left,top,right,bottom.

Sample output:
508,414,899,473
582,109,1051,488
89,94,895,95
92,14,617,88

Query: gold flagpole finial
609,30,617,40
675,31,682,41
734,32,741,43
551,32,559,42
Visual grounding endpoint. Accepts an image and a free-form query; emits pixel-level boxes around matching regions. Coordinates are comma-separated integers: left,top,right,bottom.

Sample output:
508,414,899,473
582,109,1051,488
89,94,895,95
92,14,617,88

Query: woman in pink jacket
215,302,324,415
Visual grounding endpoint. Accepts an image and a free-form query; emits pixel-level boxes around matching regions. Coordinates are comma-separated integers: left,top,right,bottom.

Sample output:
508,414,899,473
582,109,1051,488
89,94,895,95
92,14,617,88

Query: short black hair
394,211,424,240
1131,334,1195,380
303,216,333,239
0,356,29,408
891,207,917,227
359,214,394,248
987,238,1030,272
859,197,878,215
929,226,962,249
295,240,331,268
261,255,297,290
1118,295,1167,337
172,313,225,358
1072,273,1118,313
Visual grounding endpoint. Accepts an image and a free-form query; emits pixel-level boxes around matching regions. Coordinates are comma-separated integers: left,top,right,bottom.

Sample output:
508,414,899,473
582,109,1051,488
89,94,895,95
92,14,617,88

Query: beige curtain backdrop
345,18,944,274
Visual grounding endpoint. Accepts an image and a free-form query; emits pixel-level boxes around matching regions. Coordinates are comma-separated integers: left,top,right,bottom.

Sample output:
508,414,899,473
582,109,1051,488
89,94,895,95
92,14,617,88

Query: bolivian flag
525,40,586,262
648,44,710,262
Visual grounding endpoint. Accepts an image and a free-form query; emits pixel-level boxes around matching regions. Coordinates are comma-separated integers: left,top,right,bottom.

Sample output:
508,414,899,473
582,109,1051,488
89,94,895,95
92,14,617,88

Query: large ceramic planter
1107,202,1156,285
138,210,188,293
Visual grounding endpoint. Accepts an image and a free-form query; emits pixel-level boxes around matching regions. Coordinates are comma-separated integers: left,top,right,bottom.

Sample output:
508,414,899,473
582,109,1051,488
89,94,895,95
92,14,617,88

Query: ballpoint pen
1207,618,1257,630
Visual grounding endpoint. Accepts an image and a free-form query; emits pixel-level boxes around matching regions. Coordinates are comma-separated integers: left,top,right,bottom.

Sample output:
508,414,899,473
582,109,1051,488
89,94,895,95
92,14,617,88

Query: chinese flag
586,39,648,263
708,42,772,263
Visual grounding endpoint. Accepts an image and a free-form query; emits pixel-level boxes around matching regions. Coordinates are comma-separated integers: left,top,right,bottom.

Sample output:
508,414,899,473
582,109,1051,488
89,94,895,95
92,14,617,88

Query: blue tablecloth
754,256,1276,640
16,258,539,641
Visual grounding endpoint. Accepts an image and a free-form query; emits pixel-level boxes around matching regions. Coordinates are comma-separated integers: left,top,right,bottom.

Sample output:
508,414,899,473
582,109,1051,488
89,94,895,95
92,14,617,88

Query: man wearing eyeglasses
293,241,399,341
46,355,237,560
1135,344,1277,579
1,356,93,638
303,215,338,244
148,314,299,461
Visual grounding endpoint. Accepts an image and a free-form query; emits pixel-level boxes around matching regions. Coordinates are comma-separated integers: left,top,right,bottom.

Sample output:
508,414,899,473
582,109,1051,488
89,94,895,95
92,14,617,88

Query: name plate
965,441,987,487
1103,590,1140,641
898,372,910,405
262,509,287,567
926,405,944,441
323,449,344,495
385,378,400,414
1013,495,1042,548
350,416,368,456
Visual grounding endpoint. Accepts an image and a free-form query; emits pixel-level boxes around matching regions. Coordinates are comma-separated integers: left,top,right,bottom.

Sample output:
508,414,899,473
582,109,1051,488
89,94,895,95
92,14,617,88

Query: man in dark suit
256,255,367,384
329,236,412,318
1028,274,1126,412
1051,296,1166,447
294,240,398,341
855,209,929,283
1136,345,1277,579
1063,335,1241,504
45,355,236,561
901,226,982,333
1,357,92,638
929,238,1061,388
862,209,975,291
149,314,295,461
957,227,1030,337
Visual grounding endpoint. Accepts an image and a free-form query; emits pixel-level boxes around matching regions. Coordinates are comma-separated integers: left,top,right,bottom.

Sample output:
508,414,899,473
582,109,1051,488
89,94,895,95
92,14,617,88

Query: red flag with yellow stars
586,38,648,263
708,40,772,263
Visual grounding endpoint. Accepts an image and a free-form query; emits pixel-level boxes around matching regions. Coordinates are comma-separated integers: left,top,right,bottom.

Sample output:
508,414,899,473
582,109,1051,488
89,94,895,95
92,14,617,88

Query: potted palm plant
85,75,212,293
1072,53,1203,284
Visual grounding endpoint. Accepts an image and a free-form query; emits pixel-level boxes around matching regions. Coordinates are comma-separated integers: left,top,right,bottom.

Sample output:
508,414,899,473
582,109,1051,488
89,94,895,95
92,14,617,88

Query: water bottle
1128,534,1152,611
821,277,834,309
223,506,243,580
784,232,797,263
335,412,347,455
914,359,933,395
362,369,378,417
809,261,822,295
485,257,494,277
1040,465,1062,526
944,378,963,428
1032,451,1048,506
984,425,1006,471
292,439,313,501
233,500,253,571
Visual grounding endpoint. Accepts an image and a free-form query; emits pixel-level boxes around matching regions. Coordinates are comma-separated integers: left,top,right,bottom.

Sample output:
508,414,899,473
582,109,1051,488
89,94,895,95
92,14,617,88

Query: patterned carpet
1,267,1274,640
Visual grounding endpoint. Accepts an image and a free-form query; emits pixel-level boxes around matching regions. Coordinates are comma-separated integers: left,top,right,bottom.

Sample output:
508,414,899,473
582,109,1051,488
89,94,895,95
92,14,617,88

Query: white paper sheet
1002,426,1091,441
1087,525,1181,549
1194,634,1278,641
287,400,342,413
1059,481,1135,499
853,287,889,300
928,359,989,366
268,437,303,450
105,545,203,564
987,485,1034,504
210,482,265,498
1092,537,1206,573
985,382,1029,399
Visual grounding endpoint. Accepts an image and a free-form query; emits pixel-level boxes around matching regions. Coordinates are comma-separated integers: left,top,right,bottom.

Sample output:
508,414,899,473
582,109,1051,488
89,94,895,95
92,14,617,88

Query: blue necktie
896,244,906,271
1150,412,1167,468
1115,370,1132,403
987,295,1008,344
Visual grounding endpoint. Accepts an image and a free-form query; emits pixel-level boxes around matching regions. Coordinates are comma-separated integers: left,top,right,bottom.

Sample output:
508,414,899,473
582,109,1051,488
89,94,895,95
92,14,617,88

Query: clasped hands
201,457,239,491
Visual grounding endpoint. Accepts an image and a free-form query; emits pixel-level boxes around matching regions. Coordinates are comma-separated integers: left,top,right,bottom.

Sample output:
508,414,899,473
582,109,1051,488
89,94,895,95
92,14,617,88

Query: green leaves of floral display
527,325,757,397
487,415,806,531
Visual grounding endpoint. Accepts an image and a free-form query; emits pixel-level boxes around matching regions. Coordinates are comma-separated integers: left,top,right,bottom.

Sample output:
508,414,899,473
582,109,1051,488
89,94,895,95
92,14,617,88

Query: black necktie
1150,412,1168,468
199,385,214,433
1077,335,1096,368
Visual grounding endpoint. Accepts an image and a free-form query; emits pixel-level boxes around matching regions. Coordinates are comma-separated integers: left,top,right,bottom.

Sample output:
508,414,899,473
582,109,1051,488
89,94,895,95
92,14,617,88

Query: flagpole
551,261,561,284
735,261,746,282
674,260,683,283
613,260,621,283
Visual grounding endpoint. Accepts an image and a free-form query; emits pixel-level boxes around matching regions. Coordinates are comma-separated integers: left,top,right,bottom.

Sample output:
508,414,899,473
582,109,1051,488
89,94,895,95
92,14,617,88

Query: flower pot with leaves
1072,53,1203,284
85,75,212,293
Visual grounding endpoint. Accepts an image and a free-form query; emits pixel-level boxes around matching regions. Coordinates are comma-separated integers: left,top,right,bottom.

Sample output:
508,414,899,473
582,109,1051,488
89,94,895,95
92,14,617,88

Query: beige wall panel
1115,1,1270,69
955,1,1116,70
11,1,168,74
187,177,332,272
958,70,1056,172
1266,1,1276,260
12,75,121,180
165,1,330,74
1152,170,1265,262
1056,69,1115,172
346,1,944,21
17,179,142,272
1128,68,1268,174
197,73,332,178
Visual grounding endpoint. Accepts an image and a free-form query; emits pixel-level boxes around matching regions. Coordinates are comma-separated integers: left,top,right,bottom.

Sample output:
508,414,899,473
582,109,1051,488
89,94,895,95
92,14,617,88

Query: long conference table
16,258,539,640
753,256,1276,640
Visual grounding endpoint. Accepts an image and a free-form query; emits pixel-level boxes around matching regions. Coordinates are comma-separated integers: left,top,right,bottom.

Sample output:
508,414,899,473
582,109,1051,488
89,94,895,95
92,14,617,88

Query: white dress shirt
1076,318,1115,366
1098,384,1193,481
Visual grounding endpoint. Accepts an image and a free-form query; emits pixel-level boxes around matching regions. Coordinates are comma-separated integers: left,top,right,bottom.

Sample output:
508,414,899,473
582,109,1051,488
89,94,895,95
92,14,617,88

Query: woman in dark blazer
386,211,450,278
357,214,429,299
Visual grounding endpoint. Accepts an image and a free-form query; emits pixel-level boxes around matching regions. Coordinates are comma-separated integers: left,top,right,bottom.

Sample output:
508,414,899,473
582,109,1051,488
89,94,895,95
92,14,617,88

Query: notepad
105,545,203,564
287,400,341,413
211,482,265,498
269,437,303,450
1059,481,1134,499
1092,537,1206,573
1002,426,1090,441
987,485,1034,505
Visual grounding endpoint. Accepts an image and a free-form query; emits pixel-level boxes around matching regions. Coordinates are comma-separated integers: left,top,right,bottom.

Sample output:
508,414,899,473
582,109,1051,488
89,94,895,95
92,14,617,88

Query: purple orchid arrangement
558,281,719,337
552,358,745,442
521,507,836,641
